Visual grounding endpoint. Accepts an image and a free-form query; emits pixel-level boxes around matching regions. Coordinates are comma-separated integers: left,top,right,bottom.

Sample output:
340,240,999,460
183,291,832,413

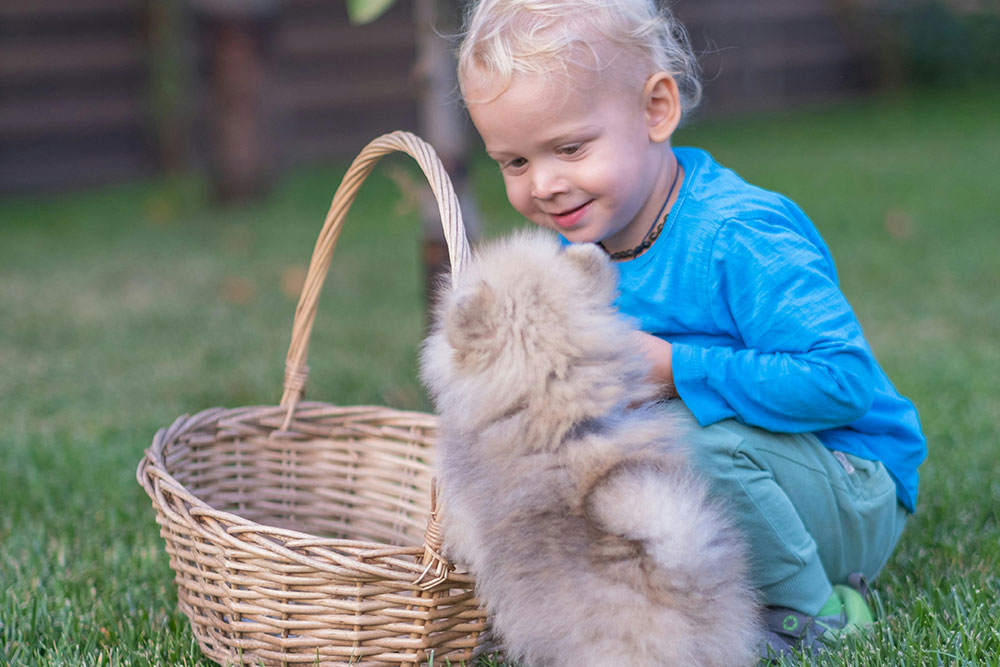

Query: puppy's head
421,230,648,436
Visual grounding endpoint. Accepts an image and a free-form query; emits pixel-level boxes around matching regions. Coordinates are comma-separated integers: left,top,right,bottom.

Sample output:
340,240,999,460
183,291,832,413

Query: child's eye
557,143,584,157
501,157,528,171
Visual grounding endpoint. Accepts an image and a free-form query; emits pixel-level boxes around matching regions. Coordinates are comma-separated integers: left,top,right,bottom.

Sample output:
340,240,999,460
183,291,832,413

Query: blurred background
1,2,999,664
3,0,997,196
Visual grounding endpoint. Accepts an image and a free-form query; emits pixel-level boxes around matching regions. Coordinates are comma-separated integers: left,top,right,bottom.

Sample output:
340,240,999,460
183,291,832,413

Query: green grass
2,85,998,666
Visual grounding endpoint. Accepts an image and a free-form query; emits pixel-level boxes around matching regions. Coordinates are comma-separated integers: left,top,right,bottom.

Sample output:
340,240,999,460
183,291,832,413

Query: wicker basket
137,132,489,666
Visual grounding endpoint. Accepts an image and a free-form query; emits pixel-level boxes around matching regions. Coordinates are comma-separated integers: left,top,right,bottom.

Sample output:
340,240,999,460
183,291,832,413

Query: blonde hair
458,0,701,113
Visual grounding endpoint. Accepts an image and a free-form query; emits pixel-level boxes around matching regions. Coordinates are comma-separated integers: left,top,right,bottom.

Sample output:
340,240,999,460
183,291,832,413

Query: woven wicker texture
137,132,487,666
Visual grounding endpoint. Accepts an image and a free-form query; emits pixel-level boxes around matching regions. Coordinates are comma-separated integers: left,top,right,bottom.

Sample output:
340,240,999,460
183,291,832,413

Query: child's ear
643,73,682,143
445,283,497,350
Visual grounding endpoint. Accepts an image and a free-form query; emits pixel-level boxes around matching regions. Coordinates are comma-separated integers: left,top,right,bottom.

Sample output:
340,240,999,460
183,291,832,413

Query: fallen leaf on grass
144,194,176,226
384,163,424,216
221,276,255,304
280,265,307,300
885,207,914,240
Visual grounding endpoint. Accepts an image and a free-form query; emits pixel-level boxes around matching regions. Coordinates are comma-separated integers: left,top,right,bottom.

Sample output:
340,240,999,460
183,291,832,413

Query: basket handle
279,131,472,425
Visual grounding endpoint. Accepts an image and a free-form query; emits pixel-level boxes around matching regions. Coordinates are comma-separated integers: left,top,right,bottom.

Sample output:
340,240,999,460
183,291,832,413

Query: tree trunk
413,0,480,314
194,1,278,203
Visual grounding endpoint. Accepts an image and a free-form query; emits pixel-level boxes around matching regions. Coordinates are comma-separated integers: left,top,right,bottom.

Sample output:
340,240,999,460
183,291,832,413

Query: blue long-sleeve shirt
601,147,926,512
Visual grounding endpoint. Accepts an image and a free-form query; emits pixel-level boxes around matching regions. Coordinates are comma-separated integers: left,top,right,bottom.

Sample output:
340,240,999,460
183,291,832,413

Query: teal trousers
682,411,909,615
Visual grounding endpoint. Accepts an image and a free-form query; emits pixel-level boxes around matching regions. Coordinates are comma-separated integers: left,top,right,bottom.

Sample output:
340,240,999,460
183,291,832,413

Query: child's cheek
504,180,533,220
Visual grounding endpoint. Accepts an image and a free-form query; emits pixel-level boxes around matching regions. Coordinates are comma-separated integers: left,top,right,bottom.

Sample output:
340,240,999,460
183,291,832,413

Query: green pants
683,413,908,615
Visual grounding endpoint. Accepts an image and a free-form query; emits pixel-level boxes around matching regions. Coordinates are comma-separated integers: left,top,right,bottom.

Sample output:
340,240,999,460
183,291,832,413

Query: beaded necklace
598,163,682,261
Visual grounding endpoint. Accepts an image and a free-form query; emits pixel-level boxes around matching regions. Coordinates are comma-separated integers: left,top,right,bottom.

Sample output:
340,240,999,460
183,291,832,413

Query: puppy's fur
420,230,759,666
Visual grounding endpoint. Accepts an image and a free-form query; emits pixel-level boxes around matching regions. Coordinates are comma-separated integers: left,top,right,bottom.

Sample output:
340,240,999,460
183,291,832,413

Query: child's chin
555,226,600,245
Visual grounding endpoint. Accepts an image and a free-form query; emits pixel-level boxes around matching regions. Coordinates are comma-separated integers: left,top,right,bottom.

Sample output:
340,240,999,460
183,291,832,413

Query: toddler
457,0,927,660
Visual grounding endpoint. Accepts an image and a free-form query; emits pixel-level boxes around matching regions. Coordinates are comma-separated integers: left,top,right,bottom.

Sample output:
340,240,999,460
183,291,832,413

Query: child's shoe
758,573,874,663
820,575,874,634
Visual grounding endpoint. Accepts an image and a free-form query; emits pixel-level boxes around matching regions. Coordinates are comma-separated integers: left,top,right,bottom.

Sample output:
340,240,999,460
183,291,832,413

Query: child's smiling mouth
549,200,594,229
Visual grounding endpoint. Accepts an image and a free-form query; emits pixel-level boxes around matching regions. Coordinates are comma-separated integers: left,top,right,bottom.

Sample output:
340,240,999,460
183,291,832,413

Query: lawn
1,85,998,666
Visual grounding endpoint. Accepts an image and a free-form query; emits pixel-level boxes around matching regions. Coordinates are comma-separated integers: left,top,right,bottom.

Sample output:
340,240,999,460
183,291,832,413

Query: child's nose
530,165,568,200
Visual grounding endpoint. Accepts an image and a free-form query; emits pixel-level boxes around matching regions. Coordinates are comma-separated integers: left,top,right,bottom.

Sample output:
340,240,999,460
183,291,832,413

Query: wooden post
194,1,279,202
413,0,481,315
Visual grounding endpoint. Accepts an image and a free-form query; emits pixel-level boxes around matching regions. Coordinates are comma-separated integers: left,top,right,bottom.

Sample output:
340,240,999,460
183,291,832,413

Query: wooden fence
0,0,872,193
0,0,152,192
676,0,869,113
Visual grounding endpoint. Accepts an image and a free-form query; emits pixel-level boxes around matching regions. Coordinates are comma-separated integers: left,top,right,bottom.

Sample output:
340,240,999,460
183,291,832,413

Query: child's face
466,71,674,252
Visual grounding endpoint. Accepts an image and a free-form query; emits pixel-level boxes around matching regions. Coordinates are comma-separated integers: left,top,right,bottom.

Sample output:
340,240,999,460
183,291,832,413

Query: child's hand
632,331,677,398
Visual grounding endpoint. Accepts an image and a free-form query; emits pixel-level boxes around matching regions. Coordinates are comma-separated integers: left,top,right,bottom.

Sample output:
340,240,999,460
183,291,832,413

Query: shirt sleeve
671,218,875,433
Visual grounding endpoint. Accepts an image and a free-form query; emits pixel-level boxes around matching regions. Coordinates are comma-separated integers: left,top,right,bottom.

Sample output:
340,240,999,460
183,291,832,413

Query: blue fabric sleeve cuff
671,342,735,427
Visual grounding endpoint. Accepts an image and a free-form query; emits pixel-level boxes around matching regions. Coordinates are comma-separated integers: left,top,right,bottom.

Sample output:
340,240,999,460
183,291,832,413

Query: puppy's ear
445,282,498,350
564,244,618,295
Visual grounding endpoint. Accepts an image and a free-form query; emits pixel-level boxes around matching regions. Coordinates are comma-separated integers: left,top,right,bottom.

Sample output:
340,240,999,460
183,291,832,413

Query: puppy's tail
585,460,760,666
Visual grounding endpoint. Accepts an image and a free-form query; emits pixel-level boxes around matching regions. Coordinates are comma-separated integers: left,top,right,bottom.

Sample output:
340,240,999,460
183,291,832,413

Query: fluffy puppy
420,230,759,666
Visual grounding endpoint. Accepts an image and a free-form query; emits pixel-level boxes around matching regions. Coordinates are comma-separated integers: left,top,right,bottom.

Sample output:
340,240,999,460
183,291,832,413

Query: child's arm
653,219,875,433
